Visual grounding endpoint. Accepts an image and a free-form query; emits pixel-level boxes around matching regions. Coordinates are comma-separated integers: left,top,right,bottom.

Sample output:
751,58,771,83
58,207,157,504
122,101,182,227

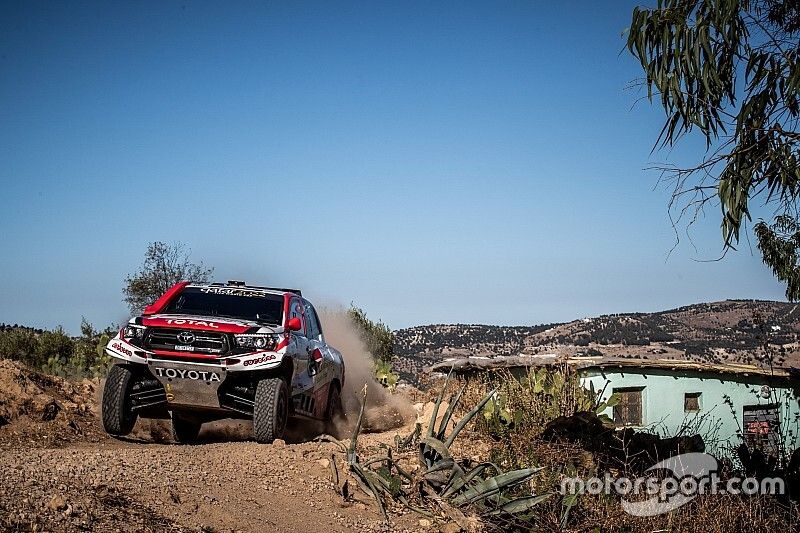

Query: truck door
287,298,313,412
303,301,330,418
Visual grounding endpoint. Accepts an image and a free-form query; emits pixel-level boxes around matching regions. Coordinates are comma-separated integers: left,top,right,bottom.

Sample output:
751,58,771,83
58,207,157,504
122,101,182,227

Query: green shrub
0,328,38,367
0,319,116,378
37,327,75,375
348,304,394,363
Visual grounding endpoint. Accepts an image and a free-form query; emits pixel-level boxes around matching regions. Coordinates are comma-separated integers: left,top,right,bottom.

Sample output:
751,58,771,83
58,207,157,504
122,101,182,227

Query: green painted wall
580,368,800,457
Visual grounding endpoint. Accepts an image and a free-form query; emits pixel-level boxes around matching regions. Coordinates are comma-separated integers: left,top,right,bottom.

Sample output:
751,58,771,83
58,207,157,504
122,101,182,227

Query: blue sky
0,1,787,333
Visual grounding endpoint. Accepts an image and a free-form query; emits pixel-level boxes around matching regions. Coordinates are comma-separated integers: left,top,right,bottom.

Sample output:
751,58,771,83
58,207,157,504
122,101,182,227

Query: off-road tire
102,365,138,436
324,382,345,437
253,378,288,443
172,414,202,444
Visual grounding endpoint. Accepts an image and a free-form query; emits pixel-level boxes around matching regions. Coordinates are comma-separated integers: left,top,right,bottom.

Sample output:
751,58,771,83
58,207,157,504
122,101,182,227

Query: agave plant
345,374,552,527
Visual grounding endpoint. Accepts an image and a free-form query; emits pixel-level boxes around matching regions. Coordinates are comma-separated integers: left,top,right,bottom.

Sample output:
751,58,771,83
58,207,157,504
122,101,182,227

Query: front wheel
253,378,289,443
102,365,138,436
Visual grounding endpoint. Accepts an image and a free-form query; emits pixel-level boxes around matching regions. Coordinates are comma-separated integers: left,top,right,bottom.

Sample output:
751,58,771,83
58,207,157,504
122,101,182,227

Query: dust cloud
318,308,413,433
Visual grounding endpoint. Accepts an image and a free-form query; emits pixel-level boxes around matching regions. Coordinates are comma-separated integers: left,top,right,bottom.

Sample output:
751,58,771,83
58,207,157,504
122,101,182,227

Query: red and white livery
101,280,345,443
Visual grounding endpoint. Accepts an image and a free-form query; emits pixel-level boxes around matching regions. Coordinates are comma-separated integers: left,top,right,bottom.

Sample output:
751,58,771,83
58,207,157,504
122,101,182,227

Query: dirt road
0,359,423,532
0,420,424,533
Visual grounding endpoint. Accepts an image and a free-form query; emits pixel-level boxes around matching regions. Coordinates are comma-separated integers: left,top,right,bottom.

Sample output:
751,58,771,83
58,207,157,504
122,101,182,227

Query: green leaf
485,493,553,516
350,463,387,520
450,467,543,507
437,383,465,440
419,436,452,468
441,462,501,499
444,388,498,448
427,369,451,438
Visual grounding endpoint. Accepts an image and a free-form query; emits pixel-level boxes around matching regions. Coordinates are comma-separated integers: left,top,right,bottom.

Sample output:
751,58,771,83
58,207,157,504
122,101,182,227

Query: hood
140,314,281,334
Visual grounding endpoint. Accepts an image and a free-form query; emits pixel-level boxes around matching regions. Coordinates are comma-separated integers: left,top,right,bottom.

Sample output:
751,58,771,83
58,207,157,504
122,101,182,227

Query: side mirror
286,317,302,331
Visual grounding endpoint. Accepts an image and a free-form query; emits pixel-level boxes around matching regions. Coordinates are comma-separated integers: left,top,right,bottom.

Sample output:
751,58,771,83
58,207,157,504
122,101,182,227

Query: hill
392,300,800,380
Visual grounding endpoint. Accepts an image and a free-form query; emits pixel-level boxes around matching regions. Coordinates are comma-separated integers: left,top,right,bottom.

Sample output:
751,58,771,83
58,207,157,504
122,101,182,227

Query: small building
427,355,800,458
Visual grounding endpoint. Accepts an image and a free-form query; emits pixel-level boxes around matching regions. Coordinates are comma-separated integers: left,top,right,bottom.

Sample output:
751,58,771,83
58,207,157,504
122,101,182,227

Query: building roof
424,354,797,379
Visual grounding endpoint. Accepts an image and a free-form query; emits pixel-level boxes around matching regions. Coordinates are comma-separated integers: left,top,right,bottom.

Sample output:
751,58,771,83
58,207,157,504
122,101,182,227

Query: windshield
162,287,284,325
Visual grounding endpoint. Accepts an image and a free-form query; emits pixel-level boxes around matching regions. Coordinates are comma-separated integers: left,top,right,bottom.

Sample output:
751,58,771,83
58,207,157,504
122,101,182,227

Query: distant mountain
392,300,800,382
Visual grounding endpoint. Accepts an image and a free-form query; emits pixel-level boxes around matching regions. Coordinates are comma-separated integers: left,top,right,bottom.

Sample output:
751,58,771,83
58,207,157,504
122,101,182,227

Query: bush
37,327,75,374
0,319,115,378
0,328,38,367
348,304,394,363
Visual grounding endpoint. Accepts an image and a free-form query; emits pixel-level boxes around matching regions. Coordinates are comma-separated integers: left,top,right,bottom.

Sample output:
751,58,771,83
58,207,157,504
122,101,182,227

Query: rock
316,458,330,468
439,523,461,533
34,396,61,421
542,411,705,473
418,401,453,434
47,494,67,512
272,439,286,448
419,518,432,527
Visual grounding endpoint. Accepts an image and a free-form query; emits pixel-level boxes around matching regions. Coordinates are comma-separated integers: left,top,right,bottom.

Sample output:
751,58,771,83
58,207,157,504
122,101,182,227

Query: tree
123,242,213,313
348,304,395,362
627,0,800,299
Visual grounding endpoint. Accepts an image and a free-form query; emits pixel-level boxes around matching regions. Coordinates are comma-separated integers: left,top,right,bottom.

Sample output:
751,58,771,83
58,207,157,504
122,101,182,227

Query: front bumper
148,359,227,409
119,359,263,418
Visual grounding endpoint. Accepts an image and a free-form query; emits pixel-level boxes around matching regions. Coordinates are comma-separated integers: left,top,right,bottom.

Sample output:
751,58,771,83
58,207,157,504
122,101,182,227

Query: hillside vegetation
393,300,800,376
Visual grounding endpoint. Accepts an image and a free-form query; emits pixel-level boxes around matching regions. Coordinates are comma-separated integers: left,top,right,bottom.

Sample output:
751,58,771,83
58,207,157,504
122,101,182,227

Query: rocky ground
0,359,432,533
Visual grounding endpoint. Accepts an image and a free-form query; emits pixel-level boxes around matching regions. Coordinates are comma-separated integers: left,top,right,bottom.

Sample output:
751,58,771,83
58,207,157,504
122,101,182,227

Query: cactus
374,359,399,391
345,376,551,526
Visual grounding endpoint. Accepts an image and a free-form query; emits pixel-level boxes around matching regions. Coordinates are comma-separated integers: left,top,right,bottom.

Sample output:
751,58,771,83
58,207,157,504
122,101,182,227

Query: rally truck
101,281,345,443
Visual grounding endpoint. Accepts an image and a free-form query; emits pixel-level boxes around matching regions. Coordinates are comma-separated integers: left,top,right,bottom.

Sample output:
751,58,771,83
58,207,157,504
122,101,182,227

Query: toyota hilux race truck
101,281,345,443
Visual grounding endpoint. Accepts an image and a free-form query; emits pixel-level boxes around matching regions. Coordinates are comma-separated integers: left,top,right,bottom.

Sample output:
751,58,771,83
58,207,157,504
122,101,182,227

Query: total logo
243,354,277,367
163,319,220,329
154,367,221,382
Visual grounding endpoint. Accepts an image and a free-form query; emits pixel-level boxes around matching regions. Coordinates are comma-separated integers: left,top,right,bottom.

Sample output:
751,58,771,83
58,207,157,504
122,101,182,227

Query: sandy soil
0,359,427,533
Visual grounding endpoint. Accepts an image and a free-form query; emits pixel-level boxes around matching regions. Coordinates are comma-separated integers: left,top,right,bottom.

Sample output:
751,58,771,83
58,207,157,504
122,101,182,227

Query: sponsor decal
177,331,196,344
200,287,267,298
154,367,221,382
142,315,253,333
243,354,277,367
111,342,133,357
163,319,219,329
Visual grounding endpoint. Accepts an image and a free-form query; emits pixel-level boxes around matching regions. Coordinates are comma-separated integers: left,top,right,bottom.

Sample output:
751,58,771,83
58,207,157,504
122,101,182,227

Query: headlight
234,334,279,350
123,325,146,340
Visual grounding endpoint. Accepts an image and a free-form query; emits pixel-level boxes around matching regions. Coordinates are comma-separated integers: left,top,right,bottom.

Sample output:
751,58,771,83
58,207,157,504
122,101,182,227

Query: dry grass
409,367,800,532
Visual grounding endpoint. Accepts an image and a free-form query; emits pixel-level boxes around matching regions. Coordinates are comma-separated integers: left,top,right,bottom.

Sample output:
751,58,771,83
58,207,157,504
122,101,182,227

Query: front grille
145,328,229,355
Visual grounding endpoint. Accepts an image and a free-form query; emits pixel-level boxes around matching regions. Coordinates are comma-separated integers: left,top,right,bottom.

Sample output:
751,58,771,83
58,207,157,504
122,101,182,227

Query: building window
684,392,702,412
743,404,781,457
612,387,643,426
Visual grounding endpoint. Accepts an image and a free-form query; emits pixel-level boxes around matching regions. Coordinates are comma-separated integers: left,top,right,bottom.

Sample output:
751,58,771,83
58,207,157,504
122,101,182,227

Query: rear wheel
102,365,138,436
324,382,345,437
253,378,288,443
171,414,202,444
